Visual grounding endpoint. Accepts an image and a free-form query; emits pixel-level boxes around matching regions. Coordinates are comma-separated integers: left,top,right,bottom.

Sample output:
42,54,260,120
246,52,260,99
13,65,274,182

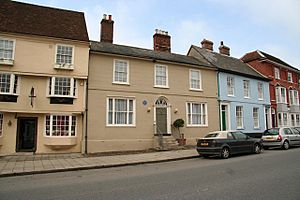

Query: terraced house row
0,1,299,156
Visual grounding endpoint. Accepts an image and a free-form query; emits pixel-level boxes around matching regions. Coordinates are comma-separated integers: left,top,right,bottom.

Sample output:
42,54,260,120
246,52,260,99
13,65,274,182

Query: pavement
0,149,199,177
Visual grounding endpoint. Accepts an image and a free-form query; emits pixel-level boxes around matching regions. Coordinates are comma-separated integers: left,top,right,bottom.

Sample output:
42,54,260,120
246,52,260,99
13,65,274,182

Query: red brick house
241,50,300,128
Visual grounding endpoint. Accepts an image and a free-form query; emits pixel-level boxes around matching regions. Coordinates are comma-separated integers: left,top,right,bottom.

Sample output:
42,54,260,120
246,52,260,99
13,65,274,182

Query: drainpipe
217,71,221,131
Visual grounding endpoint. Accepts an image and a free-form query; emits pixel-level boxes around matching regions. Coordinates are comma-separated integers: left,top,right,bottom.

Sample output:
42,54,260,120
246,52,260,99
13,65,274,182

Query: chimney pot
108,15,112,21
153,29,171,53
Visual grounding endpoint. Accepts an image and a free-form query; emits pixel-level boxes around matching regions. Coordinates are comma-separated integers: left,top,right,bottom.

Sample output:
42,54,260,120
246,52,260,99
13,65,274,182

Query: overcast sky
18,0,300,68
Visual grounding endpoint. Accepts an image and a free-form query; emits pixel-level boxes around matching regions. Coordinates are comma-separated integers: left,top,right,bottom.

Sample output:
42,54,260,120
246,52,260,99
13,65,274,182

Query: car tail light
277,134,282,141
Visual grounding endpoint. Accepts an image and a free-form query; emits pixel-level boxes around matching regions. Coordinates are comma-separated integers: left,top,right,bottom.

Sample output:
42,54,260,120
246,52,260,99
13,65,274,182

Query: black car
196,130,262,159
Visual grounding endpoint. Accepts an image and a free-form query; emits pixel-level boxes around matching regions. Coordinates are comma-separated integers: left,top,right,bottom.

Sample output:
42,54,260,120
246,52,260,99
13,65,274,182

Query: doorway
16,117,37,152
155,97,170,135
220,104,230,131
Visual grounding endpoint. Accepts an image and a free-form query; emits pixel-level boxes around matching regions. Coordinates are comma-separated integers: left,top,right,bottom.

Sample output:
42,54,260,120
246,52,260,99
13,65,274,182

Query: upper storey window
287,72,293,83
189,69,202,91
113,60,129,84
274,68,280,79
55,44,74,70
154,64,168,88
0,38,15,65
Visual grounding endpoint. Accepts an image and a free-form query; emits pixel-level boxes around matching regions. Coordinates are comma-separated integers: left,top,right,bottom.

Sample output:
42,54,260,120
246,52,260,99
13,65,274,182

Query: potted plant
173,119,186,146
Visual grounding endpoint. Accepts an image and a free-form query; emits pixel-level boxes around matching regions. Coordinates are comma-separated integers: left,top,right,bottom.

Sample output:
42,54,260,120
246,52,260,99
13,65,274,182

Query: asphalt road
0,148,300,200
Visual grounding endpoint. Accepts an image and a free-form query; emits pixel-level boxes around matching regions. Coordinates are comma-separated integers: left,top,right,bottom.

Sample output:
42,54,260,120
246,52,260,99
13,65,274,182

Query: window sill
112,82,130,86
186,125,208,127
54,63,74,70
0,59,14,66
44,137,77,148
154,85,169,89
258,98,264,101
227,95,235,97
189,88,203,92
106,124,136,127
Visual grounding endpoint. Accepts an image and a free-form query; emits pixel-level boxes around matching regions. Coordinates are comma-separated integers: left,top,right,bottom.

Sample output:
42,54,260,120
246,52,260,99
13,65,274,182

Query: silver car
262,127,300,150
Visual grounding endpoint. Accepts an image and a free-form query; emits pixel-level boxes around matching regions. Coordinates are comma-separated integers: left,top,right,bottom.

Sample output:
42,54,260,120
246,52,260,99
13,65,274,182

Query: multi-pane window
236,106,243,129
0,73,18,95
289,89,299,105
56,45,73,65
49,77,76,97
107,97,135,126
155,65,168,87
253,107,259,128
243,80,250,98
189,69,202,90
287,72,293,83
0,113,3,136
113,60,129,84
45,115,76,137
258,82,263,100
278,112,288,127
227,76,234,96
274,68,280,79
0,39,14,61
275,86,287,103
187,102,207,126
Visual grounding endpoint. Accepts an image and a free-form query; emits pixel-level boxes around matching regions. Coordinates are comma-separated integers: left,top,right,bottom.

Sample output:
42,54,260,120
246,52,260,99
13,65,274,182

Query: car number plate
201,143,209,146
265,137,273,140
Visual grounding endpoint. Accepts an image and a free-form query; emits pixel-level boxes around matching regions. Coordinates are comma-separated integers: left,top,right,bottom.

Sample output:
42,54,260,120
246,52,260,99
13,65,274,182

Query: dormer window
54,44,74,70
0,38,15,65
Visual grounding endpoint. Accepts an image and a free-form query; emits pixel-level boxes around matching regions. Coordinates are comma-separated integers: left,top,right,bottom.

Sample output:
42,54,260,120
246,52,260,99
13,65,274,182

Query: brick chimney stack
153,29,171,53
100,14,114,43
219,41,230,56
201,39,213,51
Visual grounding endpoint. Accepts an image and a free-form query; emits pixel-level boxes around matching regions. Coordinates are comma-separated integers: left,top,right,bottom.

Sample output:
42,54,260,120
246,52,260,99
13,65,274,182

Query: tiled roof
191,45,269,81
90,41,214,68
259,51,298,71
0,0,89,41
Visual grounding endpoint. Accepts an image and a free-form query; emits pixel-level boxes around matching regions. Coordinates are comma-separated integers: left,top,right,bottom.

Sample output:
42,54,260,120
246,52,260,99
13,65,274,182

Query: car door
232,131,252,153
284,128,296,146
291,128,300,145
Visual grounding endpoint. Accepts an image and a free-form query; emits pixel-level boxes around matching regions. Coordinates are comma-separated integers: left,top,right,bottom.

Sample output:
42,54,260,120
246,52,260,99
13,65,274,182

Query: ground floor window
253,107,259,128
290,113,300,127
278,112,288,127
45,115,76,136
107,97,135,126
186,102,207,126
236,106,243,129
0,113,3,136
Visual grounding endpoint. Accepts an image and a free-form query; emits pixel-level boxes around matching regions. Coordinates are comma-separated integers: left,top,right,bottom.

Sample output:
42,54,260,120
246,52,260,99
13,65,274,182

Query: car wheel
221,147,230,159
282,140,290,150
254,144,261,154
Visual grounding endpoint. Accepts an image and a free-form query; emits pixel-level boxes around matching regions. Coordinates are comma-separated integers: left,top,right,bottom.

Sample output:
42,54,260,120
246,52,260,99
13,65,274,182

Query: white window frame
278,112,288,127
113,59,129,85
106,97,136,126
253,107,260,129
189,69,202,91
236,106,244,129
0,73,19,95
54,44,74,69
154,64,169,88
45,115,77,137
275,86,287,104
289,89,299,106
243,80,250,98
274,68,280,79
48,77,77,98
227,76,234,96
0,37,15,65
258,82,264,100
287,72,293,83
186,102,208,127
0,113,3,137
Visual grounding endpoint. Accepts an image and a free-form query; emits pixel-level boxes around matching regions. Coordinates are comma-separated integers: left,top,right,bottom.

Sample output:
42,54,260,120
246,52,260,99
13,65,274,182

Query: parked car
262,127,300,150
196,130,262,159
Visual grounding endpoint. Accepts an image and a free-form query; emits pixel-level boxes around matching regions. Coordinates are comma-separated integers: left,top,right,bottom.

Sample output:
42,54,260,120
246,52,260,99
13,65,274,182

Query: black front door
16,118,37,152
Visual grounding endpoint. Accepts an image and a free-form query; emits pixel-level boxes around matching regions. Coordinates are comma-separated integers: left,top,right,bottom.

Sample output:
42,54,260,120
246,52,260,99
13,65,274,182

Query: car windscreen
205,133,219,138
263,128,279,136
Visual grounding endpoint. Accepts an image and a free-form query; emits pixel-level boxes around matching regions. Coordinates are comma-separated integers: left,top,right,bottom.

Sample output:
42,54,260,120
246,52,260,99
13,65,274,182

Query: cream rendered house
87,15,219,153
0,1,89,155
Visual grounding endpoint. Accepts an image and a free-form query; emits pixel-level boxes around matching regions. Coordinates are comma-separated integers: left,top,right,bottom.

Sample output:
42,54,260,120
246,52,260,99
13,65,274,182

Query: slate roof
191,45,269,81
0,0,89,42
241,50,299,72
90,41,213,68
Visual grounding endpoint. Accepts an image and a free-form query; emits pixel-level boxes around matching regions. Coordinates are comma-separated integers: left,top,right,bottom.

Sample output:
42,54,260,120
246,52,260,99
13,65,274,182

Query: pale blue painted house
188,40,271,136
